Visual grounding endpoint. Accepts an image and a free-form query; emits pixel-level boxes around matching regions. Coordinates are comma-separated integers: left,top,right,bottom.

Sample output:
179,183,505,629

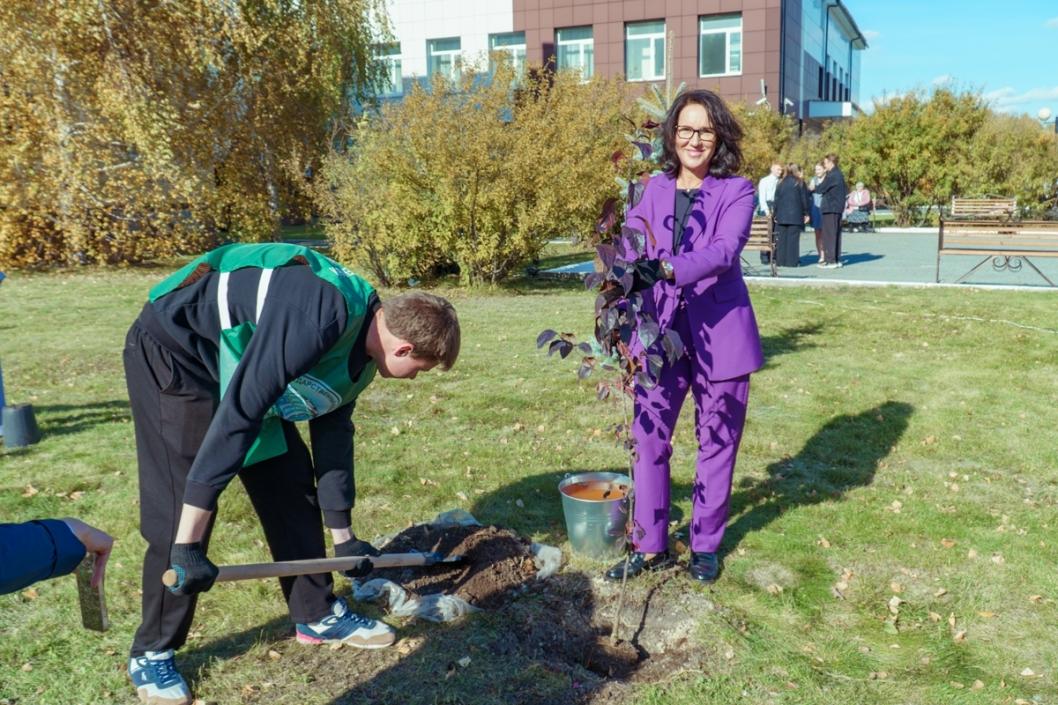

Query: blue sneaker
128,650,191,705
295,597,396,649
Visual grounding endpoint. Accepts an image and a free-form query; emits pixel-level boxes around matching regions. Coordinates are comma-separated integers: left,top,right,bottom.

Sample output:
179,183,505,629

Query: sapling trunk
610,392,635,646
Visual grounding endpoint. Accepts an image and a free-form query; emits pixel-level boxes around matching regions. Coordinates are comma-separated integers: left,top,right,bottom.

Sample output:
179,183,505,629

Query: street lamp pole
1039,107,1058,133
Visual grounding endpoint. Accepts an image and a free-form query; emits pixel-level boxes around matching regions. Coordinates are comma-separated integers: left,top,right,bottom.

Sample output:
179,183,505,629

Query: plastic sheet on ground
351,510,563,622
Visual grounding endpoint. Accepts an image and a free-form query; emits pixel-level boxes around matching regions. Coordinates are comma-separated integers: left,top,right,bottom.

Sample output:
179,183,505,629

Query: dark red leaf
536,329,557,348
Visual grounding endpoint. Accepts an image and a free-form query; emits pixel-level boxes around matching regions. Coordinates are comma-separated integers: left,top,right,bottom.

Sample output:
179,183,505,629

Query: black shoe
688,551,720,583
604,551,674,582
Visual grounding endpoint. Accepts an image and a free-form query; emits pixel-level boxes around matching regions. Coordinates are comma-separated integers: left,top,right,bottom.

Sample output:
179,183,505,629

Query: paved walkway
545,229,1058,290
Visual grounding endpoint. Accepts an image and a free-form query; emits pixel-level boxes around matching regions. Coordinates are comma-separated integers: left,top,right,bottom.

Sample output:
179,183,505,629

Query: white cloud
983,85,1058,112
931,74,953,86
862,29,880,41
1045,16,1058,29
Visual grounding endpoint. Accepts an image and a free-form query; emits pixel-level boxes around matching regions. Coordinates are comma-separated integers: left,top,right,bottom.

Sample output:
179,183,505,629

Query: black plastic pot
2,404,41,448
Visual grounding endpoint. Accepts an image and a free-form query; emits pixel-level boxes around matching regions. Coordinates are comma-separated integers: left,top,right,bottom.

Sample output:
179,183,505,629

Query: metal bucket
2,404,41,448
558,471,630,559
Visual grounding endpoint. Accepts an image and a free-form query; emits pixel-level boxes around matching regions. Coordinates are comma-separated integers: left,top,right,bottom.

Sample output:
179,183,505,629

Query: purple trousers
631,306,751,554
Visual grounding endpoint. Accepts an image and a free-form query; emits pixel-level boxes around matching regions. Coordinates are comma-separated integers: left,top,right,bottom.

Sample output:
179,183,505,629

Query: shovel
162,552,464,590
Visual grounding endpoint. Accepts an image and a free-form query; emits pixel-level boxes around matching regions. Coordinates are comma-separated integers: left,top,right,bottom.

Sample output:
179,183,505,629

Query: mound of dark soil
376,524,539,608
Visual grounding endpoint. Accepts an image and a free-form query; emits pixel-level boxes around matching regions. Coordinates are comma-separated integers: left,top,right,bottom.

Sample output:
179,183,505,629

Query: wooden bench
949,197,1017,220
742,216,777,277
936,219,1058,286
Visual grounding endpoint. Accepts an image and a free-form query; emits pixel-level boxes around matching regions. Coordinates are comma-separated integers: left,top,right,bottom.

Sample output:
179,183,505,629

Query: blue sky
847,0,1058,119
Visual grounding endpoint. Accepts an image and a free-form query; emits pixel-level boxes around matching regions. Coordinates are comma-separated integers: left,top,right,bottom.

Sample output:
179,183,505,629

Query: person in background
815,153,848,268
607,89,763,585
1,518,113,595
772,163,811,267
756,162,782,217
806,163,826,263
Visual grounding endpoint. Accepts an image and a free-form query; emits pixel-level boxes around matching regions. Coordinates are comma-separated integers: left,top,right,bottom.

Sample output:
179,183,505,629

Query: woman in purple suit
607,90,763,583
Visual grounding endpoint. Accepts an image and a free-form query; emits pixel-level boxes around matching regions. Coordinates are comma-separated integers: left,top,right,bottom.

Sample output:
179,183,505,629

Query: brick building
381,0,867,120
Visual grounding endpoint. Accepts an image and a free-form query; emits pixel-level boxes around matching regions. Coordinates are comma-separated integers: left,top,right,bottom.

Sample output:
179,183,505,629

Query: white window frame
427,37,461,83
489,32,526,76
556,26,594,80
375,43,402,97
625,21,665,82
698,14,743,78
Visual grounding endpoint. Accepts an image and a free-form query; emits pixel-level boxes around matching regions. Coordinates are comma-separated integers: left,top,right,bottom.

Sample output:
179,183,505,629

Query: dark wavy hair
660,89,744,178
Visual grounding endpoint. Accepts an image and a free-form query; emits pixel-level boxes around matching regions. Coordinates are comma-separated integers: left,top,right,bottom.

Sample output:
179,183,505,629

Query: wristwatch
660,260,675,280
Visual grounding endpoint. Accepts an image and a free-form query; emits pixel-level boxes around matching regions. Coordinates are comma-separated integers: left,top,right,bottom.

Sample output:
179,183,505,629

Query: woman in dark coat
772,163,810,267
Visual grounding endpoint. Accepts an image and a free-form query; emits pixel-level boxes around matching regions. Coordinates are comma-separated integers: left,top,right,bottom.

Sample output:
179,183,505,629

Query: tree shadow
720,401,914,562
33,400,131,437
759,322,824,366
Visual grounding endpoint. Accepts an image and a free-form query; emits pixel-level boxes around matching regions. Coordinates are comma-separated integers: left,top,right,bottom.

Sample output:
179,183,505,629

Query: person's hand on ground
61,517,114,589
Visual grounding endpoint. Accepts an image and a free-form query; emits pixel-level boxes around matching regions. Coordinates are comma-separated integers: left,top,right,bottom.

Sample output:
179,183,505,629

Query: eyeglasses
675,126,716,142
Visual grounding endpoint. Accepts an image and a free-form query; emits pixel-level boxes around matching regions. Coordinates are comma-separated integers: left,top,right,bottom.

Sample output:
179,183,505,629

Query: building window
376,43,402,97
698,14,742,77
489,32,526,76
625,20,665,82
427,37,461,83
556,26,594,79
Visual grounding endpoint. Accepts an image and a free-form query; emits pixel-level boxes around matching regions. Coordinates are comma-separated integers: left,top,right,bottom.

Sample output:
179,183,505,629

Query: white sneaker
128,650,191,705
295,597,396,649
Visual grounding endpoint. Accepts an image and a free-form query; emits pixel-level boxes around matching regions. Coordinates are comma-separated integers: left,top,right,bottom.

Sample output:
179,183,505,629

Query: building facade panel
382,0,865,120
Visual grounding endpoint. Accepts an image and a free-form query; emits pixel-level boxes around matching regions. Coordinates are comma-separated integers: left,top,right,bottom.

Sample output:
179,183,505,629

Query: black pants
774,224,802,267
821,213,843,263
125,320,334,657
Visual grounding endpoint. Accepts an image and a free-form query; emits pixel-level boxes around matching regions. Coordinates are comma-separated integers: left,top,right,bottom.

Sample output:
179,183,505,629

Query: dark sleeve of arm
183,306,341,511
801,184,811,213
0,520,86,595
308,401,355,529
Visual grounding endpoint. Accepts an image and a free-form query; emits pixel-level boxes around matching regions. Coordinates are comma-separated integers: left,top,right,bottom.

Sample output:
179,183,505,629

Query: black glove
629,258,664,292
167,542,219,596
334,538,379,578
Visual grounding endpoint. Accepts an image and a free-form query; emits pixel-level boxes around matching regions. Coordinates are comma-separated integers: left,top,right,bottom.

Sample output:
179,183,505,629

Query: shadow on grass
760,322,823,365
33,400,130,437
720,400,913,560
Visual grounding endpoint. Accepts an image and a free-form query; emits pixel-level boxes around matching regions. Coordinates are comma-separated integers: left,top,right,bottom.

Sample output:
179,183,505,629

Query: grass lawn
1,264,1056,704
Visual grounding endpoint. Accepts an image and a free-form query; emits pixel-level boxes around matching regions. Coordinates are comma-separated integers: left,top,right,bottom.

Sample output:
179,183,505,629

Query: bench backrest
940,220,1058,250
744,217,774,251
949,197,1017,219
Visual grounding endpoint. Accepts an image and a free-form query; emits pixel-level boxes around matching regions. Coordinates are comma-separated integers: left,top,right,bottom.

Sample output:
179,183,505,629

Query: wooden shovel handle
161,552,435,587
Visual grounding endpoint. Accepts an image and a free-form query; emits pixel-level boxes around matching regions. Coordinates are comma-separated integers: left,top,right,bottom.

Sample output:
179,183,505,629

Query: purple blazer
622,172,763,381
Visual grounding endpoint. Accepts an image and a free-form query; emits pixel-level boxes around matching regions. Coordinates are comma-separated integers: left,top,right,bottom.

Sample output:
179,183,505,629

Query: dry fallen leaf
22,484,39,498
766,583,783,595
817,536,831,548
928,611,942,622
953,630,966,642
1020,667,1035,677
21,588,38,601
455,491,468,502
887,596,905,615
69,490,84,501
890,581,904,593
940,538,957,548
922,435,937,445
950,680,964,688
967,548,978,559
267,649,281,661
21,662,32,672
888,500,903,513
971,679,984,690
991,553,1005,565
1028,594,1043,603
934,588,947,597
977,611,995,618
